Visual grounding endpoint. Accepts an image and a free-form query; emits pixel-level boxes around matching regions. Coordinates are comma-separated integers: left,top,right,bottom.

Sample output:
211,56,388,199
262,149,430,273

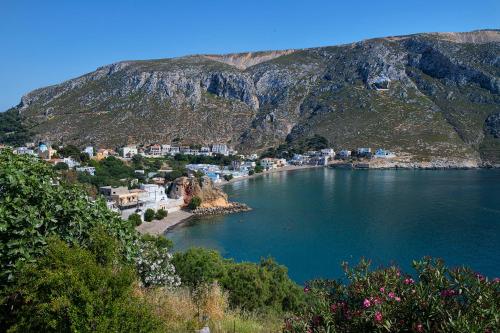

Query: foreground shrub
222,258,303,312
144,208,155,222
155,208,168,220
173,248,303,313
173,248,226,290
128,213,142,226
2,235,162,332
0,150,137,286
284,258,500,332
135,237,180,288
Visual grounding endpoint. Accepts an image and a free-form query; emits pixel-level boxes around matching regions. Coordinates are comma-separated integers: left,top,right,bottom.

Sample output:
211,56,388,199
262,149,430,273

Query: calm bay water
167,169,500,284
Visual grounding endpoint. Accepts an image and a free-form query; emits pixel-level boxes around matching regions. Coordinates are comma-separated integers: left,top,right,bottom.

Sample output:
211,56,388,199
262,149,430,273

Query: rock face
168,176,229,208
6,29,500,164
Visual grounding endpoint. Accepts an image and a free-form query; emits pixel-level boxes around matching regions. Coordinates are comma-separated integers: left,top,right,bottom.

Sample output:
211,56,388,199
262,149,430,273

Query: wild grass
144,283,282,332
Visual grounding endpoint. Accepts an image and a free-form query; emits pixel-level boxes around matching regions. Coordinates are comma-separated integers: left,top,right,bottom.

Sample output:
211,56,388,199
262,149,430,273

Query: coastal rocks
168,176,229,207
192,202,252,216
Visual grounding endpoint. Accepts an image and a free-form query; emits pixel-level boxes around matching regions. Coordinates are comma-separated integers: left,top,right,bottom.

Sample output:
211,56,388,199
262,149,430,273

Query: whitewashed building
83,146,94,157
374,149,396,158
122,146,138,158
76,166,96,176
212,144,229,156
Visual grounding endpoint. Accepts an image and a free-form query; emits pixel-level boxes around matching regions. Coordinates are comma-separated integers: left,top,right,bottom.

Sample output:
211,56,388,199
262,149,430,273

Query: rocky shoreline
192,202,252,216
329,159,500,170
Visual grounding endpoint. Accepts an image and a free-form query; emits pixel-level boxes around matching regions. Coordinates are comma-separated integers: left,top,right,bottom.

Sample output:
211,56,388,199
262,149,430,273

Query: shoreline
220,164,324,186
138,163,499,236
136,209,194,236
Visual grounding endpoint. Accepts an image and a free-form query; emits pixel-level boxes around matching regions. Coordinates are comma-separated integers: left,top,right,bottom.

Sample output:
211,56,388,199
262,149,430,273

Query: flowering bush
135,238,181,288
284,258,499,332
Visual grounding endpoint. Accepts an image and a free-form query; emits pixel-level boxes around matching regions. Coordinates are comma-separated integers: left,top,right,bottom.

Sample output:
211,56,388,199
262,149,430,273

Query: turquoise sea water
167,169,500,284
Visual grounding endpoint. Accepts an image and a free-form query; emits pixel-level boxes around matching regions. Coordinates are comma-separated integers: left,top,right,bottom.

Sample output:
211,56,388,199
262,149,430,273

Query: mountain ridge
4,29,500,165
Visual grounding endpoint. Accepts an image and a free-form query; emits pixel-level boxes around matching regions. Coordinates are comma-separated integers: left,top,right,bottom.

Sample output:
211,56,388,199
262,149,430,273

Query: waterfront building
339,150,352,159
99,186,139,210
321,148,336,157
356,148,372,157
374,149,396,158
276,158,287,167
261,158,277,170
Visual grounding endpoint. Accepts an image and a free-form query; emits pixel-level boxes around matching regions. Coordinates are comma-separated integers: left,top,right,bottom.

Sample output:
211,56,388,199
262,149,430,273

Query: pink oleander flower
379,287,385,293
395,296,401,302
373,297,382,305
388,291,395,299
303,286,310,293
363,298,371,308
374,311,383,322
493,277,500,283
404,278,414,285
440,289,457,297
416,323,424,332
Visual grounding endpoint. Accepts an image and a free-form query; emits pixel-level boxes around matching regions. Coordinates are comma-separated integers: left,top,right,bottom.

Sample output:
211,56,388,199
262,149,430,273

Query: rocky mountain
4,29,500,164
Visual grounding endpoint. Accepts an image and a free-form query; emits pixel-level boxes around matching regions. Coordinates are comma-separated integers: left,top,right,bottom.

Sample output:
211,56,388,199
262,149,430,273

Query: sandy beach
136,209,193,235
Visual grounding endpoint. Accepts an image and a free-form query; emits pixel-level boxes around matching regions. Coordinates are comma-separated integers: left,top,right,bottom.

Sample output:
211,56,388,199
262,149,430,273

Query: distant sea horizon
168,168,500,284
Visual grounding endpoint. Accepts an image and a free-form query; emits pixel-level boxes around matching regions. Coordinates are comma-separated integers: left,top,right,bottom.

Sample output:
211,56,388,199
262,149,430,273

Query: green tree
79,152,90,164
155,209,168,220
188,196,202,210
131,154,144,169
221,258,302,312
58,145,81,160
54,162,69,170
2,236,161,332
128,213,142,226
223,174,233,181
165,170,183,181
172,248,227,290
144,209,155,222
0,150,137,285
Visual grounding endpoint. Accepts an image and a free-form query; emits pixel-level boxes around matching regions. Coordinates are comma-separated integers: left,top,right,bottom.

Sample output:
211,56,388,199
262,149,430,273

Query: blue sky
0,0,498,111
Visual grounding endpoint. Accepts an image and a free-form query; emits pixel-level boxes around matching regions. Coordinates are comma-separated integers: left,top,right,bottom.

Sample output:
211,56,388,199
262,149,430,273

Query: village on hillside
3,141,396,221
